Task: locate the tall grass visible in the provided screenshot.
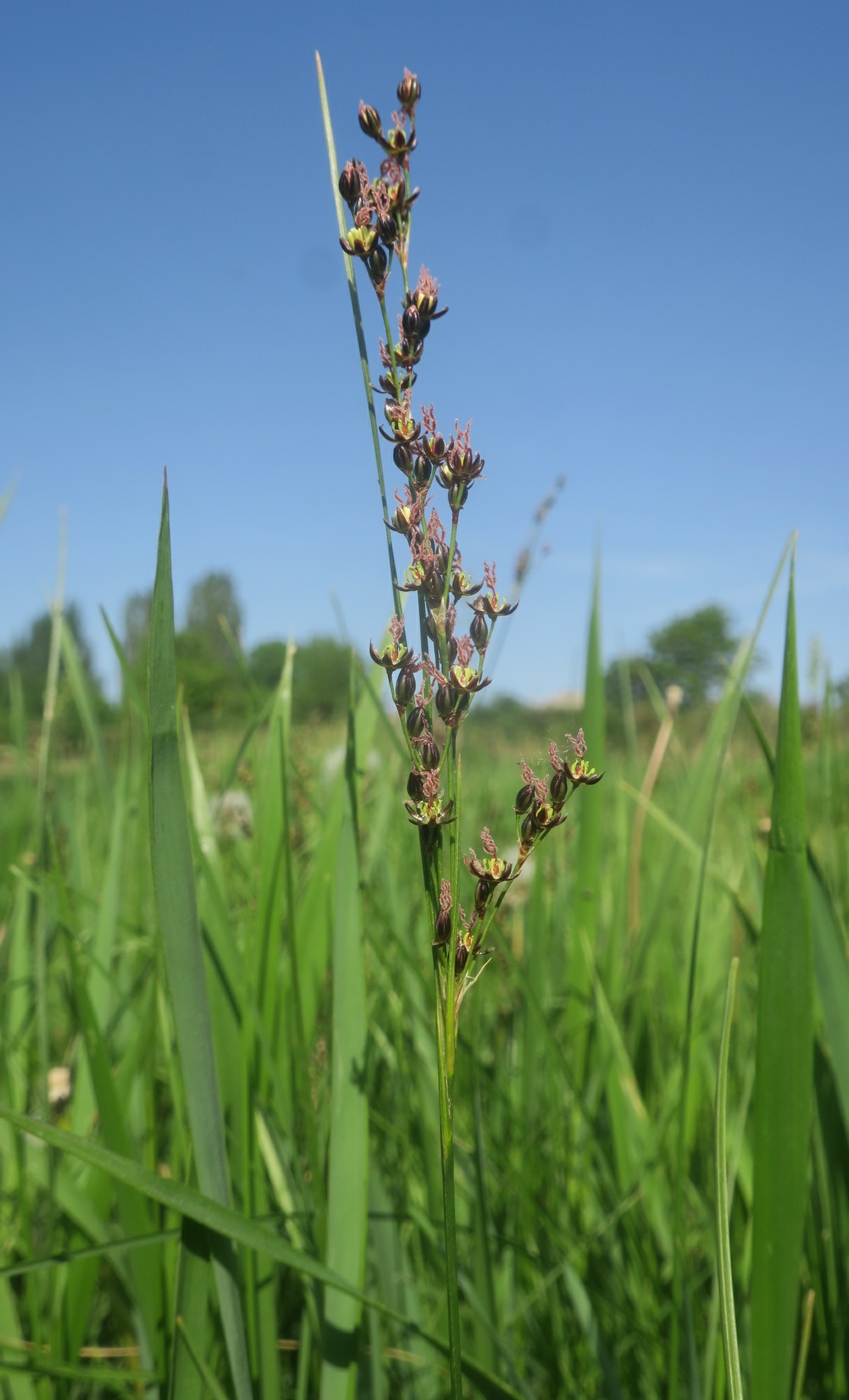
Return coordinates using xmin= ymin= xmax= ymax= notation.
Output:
xmin=1 ymin=68 xmax=848 ymax=1400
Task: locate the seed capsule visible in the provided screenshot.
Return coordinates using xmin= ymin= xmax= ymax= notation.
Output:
xmin=412 ymin=455 xmax=432 ymax=487
xmin=393 ymin=443 xmax=414 ymax=473
xmin=377 ymin=213 xmax=397 ymax=245
xmin=358 ymin=103 xmax=382 ymax=139
xmin=407 ymin=768 xmax=424 ymax=801
xmin=367 ymin=245 xmax=388 ymax=279
xmin=338 ymin=163 xmax=361 ymax=207
xmin=470 ymin=611 xmax=488 ymax=651
xmin=402 ymin=304 xmax=422 ymax=340
xmin=549 ymin=769 xmax=569 ymax=806
xmin=475 ymin=879 xmax=490 ymax=912
xmin=418 ymin=736 xmax=440 ymax=771
xmin=434 ymin=909 xmax=451 ymax=944
xmin=435 ymin=684 xmax=457 ymax=721
xmin=395 ymin=667 xmax=417 ymax=707
xmin=521 ymin=812 xmax=537 ymax=843
xmin=397 ymin=71 xmax=421 ymax=110
xmin=406 ymin=705 xmax=426 ymax=738
xmin=448 ymin=480 xmax=468 ymax=511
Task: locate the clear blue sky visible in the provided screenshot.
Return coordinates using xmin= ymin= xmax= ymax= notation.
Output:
xmin=0 ymin=1 xmax=846 ymax=701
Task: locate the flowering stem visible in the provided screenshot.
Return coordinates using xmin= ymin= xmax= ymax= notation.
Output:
xmin=441 ymin=515 xmax=459 ymax=619
xmin=435 ymin=740 xmax=463 ymax=1397
xmin=378 ymin=297 xmax=402 ymax=401
xmin=433 ymin=957 xmax=463 ymax=1400
xmin=315 ymin=53 xmax=404 ymax=623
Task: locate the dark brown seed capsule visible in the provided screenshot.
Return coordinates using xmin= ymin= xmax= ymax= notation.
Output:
xmin=406 ymin=704 xmax=426 ymax=738
xmin=418 ymin=736 xmax=440 ymax=770
xmin=358 ymin=103 xmax=382 ymax=139
xmin=402 ymin=304 xmax=422 ymax=339
xmin=396 ymin=668 xmax=417 ymax=707
xmin=407 ymin=768 xmax=424 ymax=801
xmin=435 ymin=684 xmax=457 ymax=721
xmin=515 ymin=783 xmax=535 ymax=814
xmin=393 ymin=443 xmax=414 ymax=473
xmin=338 ymin=163 xmax=361 ymax=207
xmin=521 ymin=812 xmax=537 ymax=843
xmin=412 ymin=455 xmax=431 ymax=488
xmin=549 ymin=769 xmax=569 ymax=806
xmin=434 ymin=909 xmax=451 ymax=944
xmin=377 ymin=213 xmax=397 ymax=245
xmin=475 ymin=879 xmax=490 ymax=912
xmin=470 ymin=611 xmax=488 ymax=651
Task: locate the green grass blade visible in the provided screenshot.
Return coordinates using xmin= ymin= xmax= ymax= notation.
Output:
xmin=0 ymin=1110 xmax=523 ymax=1399
xmin=0 ymin=1356 xmax=160 ymax=1392
xmin=175 ymin=1315 xmax=230 ymax=1400
xmin=739 ymin=689 xmax=849 ymax=1142
xmin=66 ymin=938 xmax=164 ymax=1374
xmin=169 ymin=1219 xmax=211 ymax=1400
xmin=320 ymin=803 xmax=369 ymax=1399
xmin=60 ymin=614 xmax=111 ymax=811
xmin=0 ymin=1230 xmax=180 ymax=1283
xmin=0 ymin=1280 xmax=38 ymax=1400
xmin=570 ymin=553 xmax=605 ymax=1081
xmin=751 ymin=558 xmax=814 ymax=1400
xmin=148 ymin=476 xmax=253 ymax=1400
xmin=715 ymin=959 xmax=743 ymax=1400
xmin=89 ymin=763 xmax=127 ymax=1025
xmin=100 ymin=605 xmax=149 ymax=731
xmin=315 ymin=51 xmax=402 ymax=619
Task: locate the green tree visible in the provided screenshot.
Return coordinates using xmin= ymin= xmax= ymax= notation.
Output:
xmin=124 ymin=590 xmax=152 ymax=668
xmin=186 ymin=572 xmax=242 ymax=665
xmin=292 ymin=637 xmax=351 ymax=721
xmin=248 ymin=641 xmax=287 ymax=692
xmin=248 ymin=636 xmax=352 ymax=721
xmin=1 ymin=603 xmax=97 ymax=717
xmin=646 ymin=604 xmax=738 ymax=704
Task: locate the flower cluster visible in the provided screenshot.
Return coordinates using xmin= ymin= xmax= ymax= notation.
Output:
xmin=338 ymin=71 xmax=424 ymax=298
xmin=514 ymin=729 xmax=603 ymax=858
xmin=339 ymin=70 xmax=602 ymax=1009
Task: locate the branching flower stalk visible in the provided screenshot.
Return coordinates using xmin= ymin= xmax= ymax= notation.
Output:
xmin=325 ymin=66 xmax=603 ymax=1397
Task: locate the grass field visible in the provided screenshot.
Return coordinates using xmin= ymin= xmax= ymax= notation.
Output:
xmin=0 ymin=534 xmax=847 ymax=1399
xmin=1 ymin=55 xmax=848 ymax=1400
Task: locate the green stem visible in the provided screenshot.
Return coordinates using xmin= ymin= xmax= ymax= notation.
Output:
xmin=379 ymin=297 xmax=402 ymax=401
xmin=316 ymin=54 xmax=403 ymax=623
xmin=433 ymin=956 xmax=463 ymax=1400
xmin=668 ymin=702 xmax=736 ymax=1400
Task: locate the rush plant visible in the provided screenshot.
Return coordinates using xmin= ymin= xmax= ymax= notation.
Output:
xmin=317 ymin=63 xmax=603 ymax=1397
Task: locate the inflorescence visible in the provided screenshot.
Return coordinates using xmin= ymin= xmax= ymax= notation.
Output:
xmin=341 ymin=69 xmax=602 ymax=1000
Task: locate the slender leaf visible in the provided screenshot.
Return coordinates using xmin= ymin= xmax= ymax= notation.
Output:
xmin=751 ymin=559 xmax=813 ymax=1400
xmin=148 ymin=476 xmax=253 ymax=1400
xmin=320 ymin=804 xmax=369 ymax=1399
xmin=715 ymin=960 xmax=743 ymax=1400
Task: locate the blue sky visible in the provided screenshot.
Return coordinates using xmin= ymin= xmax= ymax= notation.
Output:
xmin=0 ymin=1 xmax=846 ymax=701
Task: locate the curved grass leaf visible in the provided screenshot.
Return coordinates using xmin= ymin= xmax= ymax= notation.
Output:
xmin=148 ymin=477 xmax=253 ymax=1400
xmin=320 ymin=804 xmax=369 ymax=1399
xmin=715 ymin=960 xmax=743 ymax=1400
xmin=751 ymin=559 xmax=813 ymax=1400
xmin=0 ymin=1109 xmax=523 ymax=1400
xmin=169 ymin=1221 xmax=211 ymax=1400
